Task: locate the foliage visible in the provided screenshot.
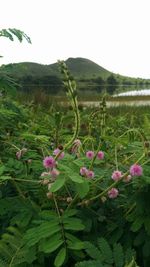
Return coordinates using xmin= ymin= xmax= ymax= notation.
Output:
xmin=75 ymin=238 xmax=138 ymax=267
xmin=0 ymin=28 xmax=31 ymax=43
xmin=1 ymin=57 xmax=150 ymax=267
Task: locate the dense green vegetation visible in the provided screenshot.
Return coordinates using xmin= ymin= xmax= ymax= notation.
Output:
xmin=1 ymin=28 xmax=150 ymax=267
xmin=1 ymin=61 xmax=150 ymax=267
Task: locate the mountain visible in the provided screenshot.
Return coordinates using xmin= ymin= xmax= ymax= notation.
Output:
xmin=0 ymin=57 xmax=111 ymax=79
xmin=1 ymin=57 xmax=149 ymax=95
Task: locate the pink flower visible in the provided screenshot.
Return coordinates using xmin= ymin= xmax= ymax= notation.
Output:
xmin=111 ymin=170 xmax=122 ymax=181
xmin=80 ymin=167 xmax=88 ymax=176
xmin=53 ymin=148 xmax=65 ymax=160
xmin=108 ymin=188 xmax=119 ymax=199
xmin=50 ymin=168 xmax=60 ymax=178
xmin=86 ymin=151 xmax=94 ymax=159
xmin=43 ymin=156 xmax=56 ymax=169
xmin=97 ymin=151 xmax=104 ymax=160
xmin=130 ymin=164 xmax=143 ymax=176
xmin=86 ymin=170 xmax=95 ymax=179
xmin=124 ymin=175 xmax=132 ymax=183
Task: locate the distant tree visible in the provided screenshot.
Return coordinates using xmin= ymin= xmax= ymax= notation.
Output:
xmin=18 ymin=75 xmax=63 ymax=94
xmin=92 ymin=76 xmax=105 ymax=93
xmin=39 ymin=75 xmax=62 ymax=94
xmin=106 ymin=74 xmax=118 ymax=95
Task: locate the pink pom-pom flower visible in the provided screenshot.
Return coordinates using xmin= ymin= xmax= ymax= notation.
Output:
xmin=108 ymin=188 xmax=119 ymax=199
xmin=80 ymin=167 xmax=88 ymax=176
xmin=86 ymin=170 xmax=95 ymax=179
xmin=111 ymin=170 xmax=122 ymax=181
xmin=129 ymin=164 xmax=143 ymax=176
xmin=97 ymin=151 xmax=104 ymax=160
xmin=86 ymin=151 xmax=94 ymax=159
xmin=43 ymin=156 xmax=56 ymax=169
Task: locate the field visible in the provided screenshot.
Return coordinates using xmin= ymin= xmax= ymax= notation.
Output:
xmin=0 ymin=61 xmax=150 ymax=267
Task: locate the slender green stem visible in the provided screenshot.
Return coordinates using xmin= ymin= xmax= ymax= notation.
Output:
xmin=53 ymin=195 xmax=67 ymax=248
xmin=13 ymin=178 xmax=40 ymax=183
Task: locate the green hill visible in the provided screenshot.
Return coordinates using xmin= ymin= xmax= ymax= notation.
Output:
xmin=1 ymin=57 xmax=150 ymax=95
xmin=0 ymin=57 xmax=111 ymax=79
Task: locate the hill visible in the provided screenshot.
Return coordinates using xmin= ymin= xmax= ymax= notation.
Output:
xmin=1 ymin=57 xmax=150 ymax=95
xmin=0 ymin=57 xmax=111 ymax=79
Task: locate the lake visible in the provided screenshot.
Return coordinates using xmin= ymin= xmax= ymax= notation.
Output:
xmin=79 ymin=89 xmax=150 ymax=107
xmin=115 ymin=89 xmax=150 ymax=96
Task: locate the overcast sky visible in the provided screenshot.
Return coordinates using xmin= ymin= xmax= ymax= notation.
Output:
xmin=1 ymin=0 xmax=150 ymax=78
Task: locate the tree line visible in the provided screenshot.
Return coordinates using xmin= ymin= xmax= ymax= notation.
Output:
xmin=9 ymin=73 xmax=150 ymax=95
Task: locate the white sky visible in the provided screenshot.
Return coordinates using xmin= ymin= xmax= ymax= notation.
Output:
xmin=1 ymin=0 xmax=150 ymax=78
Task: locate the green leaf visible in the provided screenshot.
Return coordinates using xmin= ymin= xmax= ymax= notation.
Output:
xmin=75 ymin=180 xmax=89 ymax=198
xmin=39 ymin=234 xmax=63 ymax=253
xmin=50 ymin=176 xmax=66 ymax=192
xmin=42 ymin=240 xmax=63 ymax=253
xmin=130 ymin=216 xmax=144 ymax=232
xmin=63 ymin=218 xmax=85 ymax=231
xmin=113 ymin=243 xmax=124 ymax=267
xmin=54 ymin=247 xmax=66 ymax=267
xmin=62 ymin=209 xmax=77 ymax=219
xmin=84 ymin=241 xmax=102 ymax=260
xmin=98 ymin=237 xmax=113 ymax=264
xmin=66 ymin=233 xmax=84 ymax=250
xmin=69 ymin=174 xmax=84 ymax=184
xmin=0 ymin=28 xmax=31 ymax=43
xmin=24 ymin=221 xmax=61 ymax=247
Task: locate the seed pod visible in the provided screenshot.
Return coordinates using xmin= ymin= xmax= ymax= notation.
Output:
xmin=66 ymin=197 xmax=72 ymax=203
xmin=144 ymin=141 xmax=150 ymax=148
xmin=58 ymin=145 xmax=63 ymax=150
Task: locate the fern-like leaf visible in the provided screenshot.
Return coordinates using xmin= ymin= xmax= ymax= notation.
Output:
xmin=0 ymin=227 xmax=36 ymax=267
xmin=0 ymin=28 xmax=31 ymax=43
xmin=84 ymin=241 xmax=102 ymax=260
xmin=98 ymin=237 xmax=113 ymax=264
xmin=113 ymin=243 xmax=124 ymax=267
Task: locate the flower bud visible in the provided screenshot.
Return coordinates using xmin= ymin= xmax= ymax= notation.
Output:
xmin=46 ymin=192 xmax=53 ymax=199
